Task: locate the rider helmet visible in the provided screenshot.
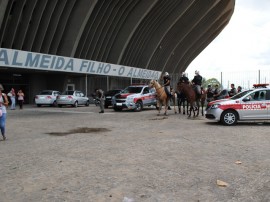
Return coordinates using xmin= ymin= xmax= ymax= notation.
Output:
xmin=195 ymin=70 xmax=199 ymax=75
xmin=182 ymin=72 xmax=186 ymax=77
xmin=164 ymin=72 xmax=169 ymax=76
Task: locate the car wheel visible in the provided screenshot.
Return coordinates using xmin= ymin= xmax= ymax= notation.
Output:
xmin=221 ymin=110 xmax=237 ymax=126
xmin=51 ymin=101 xmax=57 ymax=107
xmin=85 ymin=100 xmax=89 ymax=106
xmin=37 ymin=104 xmax=41 ymax=107
xmin=73 ymin=101 xmax=78 ymax=108
xmin=58 ymin=104 xmax=62 ymax=108
xmin=104 ymin=105 xmax=109 ymax=109
xmin=134 ymin=101 xmax=143 ymax=112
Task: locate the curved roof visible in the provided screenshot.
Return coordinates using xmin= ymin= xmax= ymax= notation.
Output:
xmin=0 ymin=0 xmax=235 ymax=74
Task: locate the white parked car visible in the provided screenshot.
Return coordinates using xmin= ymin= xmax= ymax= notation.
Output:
xmin=205 ymin=84 xmax=270 ymax=125
xmin=35 ymin=90 xmax=61 ymax=107
xmin=56 ymin=90 xmax=89 ymax=107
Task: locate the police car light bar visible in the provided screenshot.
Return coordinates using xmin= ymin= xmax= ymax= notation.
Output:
xmin=253 ymin=83 xmax=269 ymax=88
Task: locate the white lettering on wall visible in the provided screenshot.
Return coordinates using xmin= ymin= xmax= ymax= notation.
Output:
xmin=0 ymin=48 xmax=161 ymax=80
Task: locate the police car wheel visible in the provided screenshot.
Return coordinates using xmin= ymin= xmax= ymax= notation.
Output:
xmin=134 ymin=101 xmax=143 ymax=112
xmin=221 ymin=110 xmax=237 ymax=126
xmin=73 ymin=101 xmax=78 ymax=108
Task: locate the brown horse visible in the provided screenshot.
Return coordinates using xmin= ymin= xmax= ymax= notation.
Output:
xmin=200 ymin=88 xmax=206 ymax=116
xmin=177 ymin=82 xmax=202 ymax=117
xmin=149 ymin=80 xmax=177 ymax=115
xmin=177 ymin=90 xmax=189 ymax=115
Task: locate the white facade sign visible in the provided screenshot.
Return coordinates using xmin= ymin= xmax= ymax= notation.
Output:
xmin=0 ymin=48 xmax=161 ymax=80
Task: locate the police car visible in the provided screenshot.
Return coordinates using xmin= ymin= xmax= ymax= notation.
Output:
xmin=205 ymin=84 xmax=270 ymax=125
xmin=111 ymin=84 xmax=157 ymax=112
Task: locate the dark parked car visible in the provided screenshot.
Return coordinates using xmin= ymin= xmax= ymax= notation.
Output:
xmin=104 ymin=89 xmax=122 ymax=108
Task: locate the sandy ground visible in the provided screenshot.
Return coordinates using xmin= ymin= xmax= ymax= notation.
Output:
xmin=0 ymin=105 xmax=269 ymax=202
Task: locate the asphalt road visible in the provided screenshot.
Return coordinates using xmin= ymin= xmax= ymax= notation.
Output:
xmin=0 ymin=104 xmax=269 ymax=202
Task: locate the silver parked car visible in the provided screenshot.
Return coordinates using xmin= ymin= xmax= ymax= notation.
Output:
xmin=56 ymin=90 xmax=89 ymax=107
xmin=35 ymin=90 xmax=61 ymax=107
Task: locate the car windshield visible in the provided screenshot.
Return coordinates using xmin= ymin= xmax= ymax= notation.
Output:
xmin=122 ymin=86 xmax=143 ymax=93
xmin=40 ymin=90 xmax=53 ymax=95
xmin=63 ymin=91 xmax=74 ymax=95
xmin=106 ymin=90 xmax=121 ymax=95
xmin=230 ymin=90 xmax=252 ymax=100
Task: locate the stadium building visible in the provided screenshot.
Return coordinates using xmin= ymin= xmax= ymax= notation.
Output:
xmin=0 ymin=0 xmax=235 ymax=103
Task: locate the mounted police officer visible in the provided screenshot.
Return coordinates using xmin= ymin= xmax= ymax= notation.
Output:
xmin=192 ymin=70 xmax=202 ymax=96
xmin=179 ymin=72 xmax=189 ymax=84
xmin=163 ymin=72 xmax=172 ymax=98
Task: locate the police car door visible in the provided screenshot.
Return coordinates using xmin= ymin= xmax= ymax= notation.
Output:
xmin=241 ymin=90 xmax=268 ymax=119
xmin=142 ymin=87 xmax=150 ymax=105
xmin=149 ymin=87 xmax=157 ymax=105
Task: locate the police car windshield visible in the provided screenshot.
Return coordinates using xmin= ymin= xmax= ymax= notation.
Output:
xmin=122 ymin=86 xmax=143 ymax=93
xmin=230 ymin=90 xmax=252 ymax=100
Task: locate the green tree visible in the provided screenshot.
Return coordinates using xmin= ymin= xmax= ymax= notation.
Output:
xmin=203 ymin=78 xmax=221 ymax=89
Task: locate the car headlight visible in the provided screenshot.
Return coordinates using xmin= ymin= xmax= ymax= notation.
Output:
xmin=126 ymin=97 xmax=133 ymax=102
xmin=211 ymin=104 xmax=220 ymax=109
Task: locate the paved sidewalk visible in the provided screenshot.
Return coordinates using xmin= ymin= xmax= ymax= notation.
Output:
xmin=0 ymin=105 xmax=269 ymax=201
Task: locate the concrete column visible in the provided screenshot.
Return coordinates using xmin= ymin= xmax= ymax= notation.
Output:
xmin=0 ymin=0 xmax=9 ymax=29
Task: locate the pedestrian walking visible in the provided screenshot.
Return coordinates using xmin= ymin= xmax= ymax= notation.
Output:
xmin=95 ymin=89 xmax=105 ymax=113
xmin=8 ymin=88 xmax=16 ymax=110
xmin=17 ymin=89 xmax=24 ymax=109
xmin=0 ymin=84 xmax=9 ymax=141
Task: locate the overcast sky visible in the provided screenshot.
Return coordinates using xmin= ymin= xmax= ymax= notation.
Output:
xmin=186 ymin=0 xmax=270 ymax=88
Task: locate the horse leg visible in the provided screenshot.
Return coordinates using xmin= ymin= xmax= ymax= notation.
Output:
xmin=201 ymin=100 xmax=205 ymax=116
xmin=182 ymin=100 xmax=185 ymax=114
xmin=188 ymin=103 xmax=192 ymax=118
xmin=164 ymin=100 xmax=167 ymax=116
xmin=178 ymin=99 xmax=181 ymax=113
xmin=186 ymin=100 xmax=190 ymax=116
xmin=157 ymin=100 xmax=161 ymax=116
xmin=173 ymin=95 xmax=177 ymax=114
xmin=196 ymin=99 xmax=200 ymax=117
xmin=185 ymin=100 xmax=189 ymax=115
xmin=190 ymin=102 xmax=196 ymax=117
